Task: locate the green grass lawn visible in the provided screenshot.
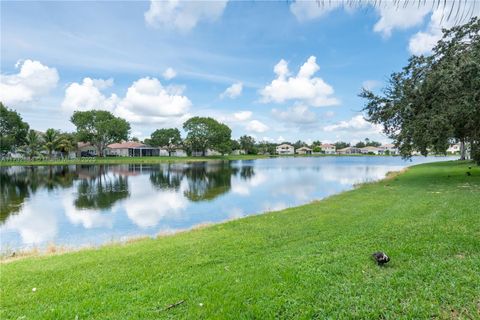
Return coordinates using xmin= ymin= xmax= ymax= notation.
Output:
xmin=1 ymin=161 xmax=479 ymax=319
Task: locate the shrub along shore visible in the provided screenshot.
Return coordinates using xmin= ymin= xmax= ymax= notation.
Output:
xmin=1 ymin=161 xmax=479 ymax=318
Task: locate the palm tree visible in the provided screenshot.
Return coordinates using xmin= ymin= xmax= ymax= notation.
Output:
xmin=43 ymin=128 xmax=59 ymax=159
xmin=20 ymin=130 xmax=43 ymax=160
xmin=56 ymin=132 xmax=76 ymax=159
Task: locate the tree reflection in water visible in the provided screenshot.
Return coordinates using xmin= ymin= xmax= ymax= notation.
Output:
xmin=0 ymin=166 xmax=77 ymax=223
xmin=0 ymin=161 xmax=257 ymax=225
xmin=74 ymin=165 xmax=129 ymax=210
xmin=183 ymin=162 xmax=239 ymax=202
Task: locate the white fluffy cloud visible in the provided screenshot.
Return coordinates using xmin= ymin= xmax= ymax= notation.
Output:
xmin=408 ymin=4 xmax=479 ymax=55
xmin=260 ymin=56 xmax=339 ymax=107
xmin=272 ymin=104 xmax=317 ymax=124
xmin=220 ymin=82 xmax=243 ymax=99
xmin=0 ymin=59 xmax=59 ymax=105
xmin=290 ymin=0 xmax=342 ymax=22
xmin=324 ymin=115 xmax=382 ymax=133
xmin=233 ymin=110 xmax=252 ymax=121
xmin=145 ymin=0 xmax=228 ymax=32
xmin=163 ymin=67 xmax=177 ymax=80
xmin=115 ymin=77 xmax=192 ymax=124
xmin=246 ymin=120 xmax=269 ymax=133
xmin=62 ymin=76 xmax=192 ymax=124
xmin=373 ymin=5 xmax=431 ymax=38
xmin=62 ymin=77 xmax=119 ymax=112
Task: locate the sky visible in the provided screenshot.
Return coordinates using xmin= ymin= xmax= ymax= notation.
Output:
xmin=1 ymin=0 xmax=478 ymax=144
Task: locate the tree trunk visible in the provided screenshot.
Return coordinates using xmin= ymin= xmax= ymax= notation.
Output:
xmin=460 ymin=140 xmax=466 ymax=160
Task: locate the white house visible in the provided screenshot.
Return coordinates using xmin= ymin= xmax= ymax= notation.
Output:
xmin=380 ymin=144 xmax=399 ymax=155
xmin=321 ymin=143 xmax=336 ymax=154
xmin=359 ymin=146 xmax=383 ymax=155
xmin=337 ymin=146 xmax=362 ymax=154
xmin=276 ymin=144 xmax=295 ymax=155
xmin=447 ymin=143 xmax=461 ymax=154
xmin=297 ymin=146 xmax=312 ymax=155
xmin=191 ymin=149 xmax=221 ymax=157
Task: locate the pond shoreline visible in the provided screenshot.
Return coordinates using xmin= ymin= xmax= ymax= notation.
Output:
xmin=0 ymin=153 xmax=414 ymax=167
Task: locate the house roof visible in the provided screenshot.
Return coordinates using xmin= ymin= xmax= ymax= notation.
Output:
xmin=107 ymin=141 xmax=145 ymax=149
xmin=297 ymin=146 xmax=312 ymax=151
xmin=360 ymin=146 xmax=381 ymax=151
xmin=321 ymin=143 xmax=335 ymax=148
xmin=381 ymin=144 xmax=396 ymax=148
xmin=277 ymin=144 xmax=294 ymax=148
xmin=77 ymin=142 xmax=93 ymax=148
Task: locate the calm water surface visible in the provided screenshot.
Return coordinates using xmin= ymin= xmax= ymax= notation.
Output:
xmin=0 ymin=156 xmax=455 ymax=252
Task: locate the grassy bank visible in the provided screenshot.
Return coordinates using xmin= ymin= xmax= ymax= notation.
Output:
xmin=0 ymin=154 xmax=269 ymax=167
xmin=0 ymin=153 xmax=404 ymax=167
xmin=1 ymin=161 xmax=479 ymax=319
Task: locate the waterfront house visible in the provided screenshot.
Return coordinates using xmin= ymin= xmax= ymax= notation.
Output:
xmin=276 ymin=144 xmax=295 ymax=155
xmin=231 ymin=149 xmax=246 ymax=155
xmin=107 ymin=141 xmax=160 ymax=157
xmin=337 ymin=146 xmax=362 ymax=154
xmin=77 ymin=142 xmax=97 ymax=157
xmin=380 ymin=144 xmax=399 ymax=155
xmin=447 ymin=143 xmax=461 ymax=154
xmin=359 ymin=146 xmax=382 ymax=155
xmin=191 ymin=149 xmax=222 ymax=157
xmin=321 ymin=143 xmax=336 ymax=154
xmin=297 ymin=146 xmax=313 ymax=155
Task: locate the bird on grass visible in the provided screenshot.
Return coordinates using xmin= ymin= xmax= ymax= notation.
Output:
xmin=466 ymin=171 xmax=471 ymax=176
xmin=372 ymin=252 xmax=390 ymax=266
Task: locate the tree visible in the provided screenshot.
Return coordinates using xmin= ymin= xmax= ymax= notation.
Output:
xmin=294 ymin=140 xmax=307 ymax=149
xmin=239 ymin=135 xmax=257 ymax=154
xmin=149 ymin=128 xmax=182 ymax=156
xmin=335 ymin=141 xmax=350 ymax=150
xmin=355 ymin=141 xmax=366 ymax=148
xmin=70 ymin=110 xmax=130 ymax=157
xmin=43 ymin=128 xmax=59 ymax=159
xmin=0 ymin=103 xmax=29 ymax=155
xmin=183 ymin=117 xmax=232 ymax=156
xmin=360 ymin=18 xmax=480 ymax=164
xmin=20 ymin=130 xmax=42 ymax=160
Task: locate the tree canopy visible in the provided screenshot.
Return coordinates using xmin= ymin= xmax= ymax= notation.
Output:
xmin=360 ymin=18 xmax=480 ymax=164
xmin=0 ymin=103 xmax=29 ymax=155
xmin=149 ymin=128 xmax=182 ymax=156
xmin=70 ymin=110 xmax=130 ymax=157
xmin=183 ymin=117 xmax=231 ymax=156
xmin=239 ymin=135 xmax=257 ymax=154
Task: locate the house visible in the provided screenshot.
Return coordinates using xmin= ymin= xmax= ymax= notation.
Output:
xmin=447 ymin=143 xmax=461 ymax=154
xmin=297 ymin=146 xmax=312 ymax=155
xmin=159 ymin=146 xmax=187 ymax=157
xmin=337 ymin=146 xmax=362 ymax=154
xmin=191 ymin=149 xmax=221 ymax=157
xmin=359 ymin=146 xmax=382 ymax=155
xmin=107 ymin=141 xmax=160 ymax=157
xmin=231 ymin=149 xmax=246 ymax=155
xmin=380 ymin=144 xmax=399 ymax=155
xmin=276 ymin=144 xmax=295 ymax=155
xmin=77 ymin=142 xmax=97 ymax=157
xmin=321 ymin=143 xmax=336 ymax=154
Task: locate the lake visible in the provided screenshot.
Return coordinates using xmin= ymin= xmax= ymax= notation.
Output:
xmin=0 ymin=156 xmax=455 ymax=253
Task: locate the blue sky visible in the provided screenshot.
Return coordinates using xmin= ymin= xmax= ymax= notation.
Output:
xmin=1 ymin=1 xmax=476 ymax=144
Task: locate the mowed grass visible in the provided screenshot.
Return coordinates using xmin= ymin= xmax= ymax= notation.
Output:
xmin=1 ymin=161 xmax=479 ymax=319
